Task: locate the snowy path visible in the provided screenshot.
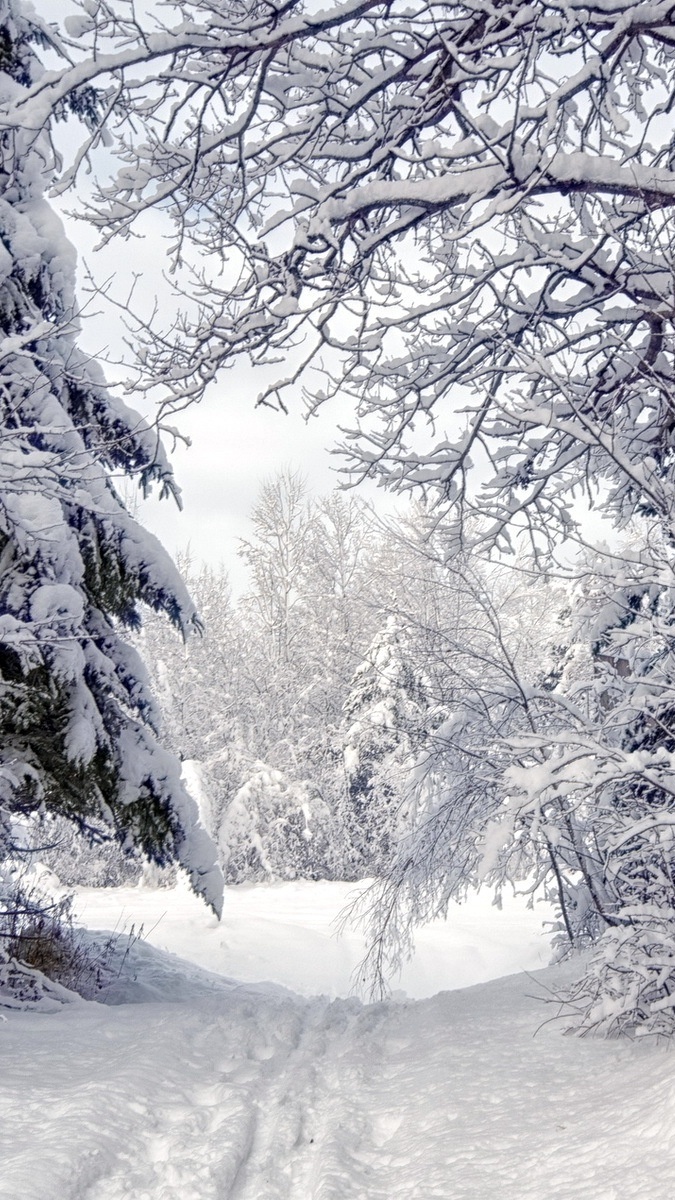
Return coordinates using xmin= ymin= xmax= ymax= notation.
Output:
xmin=3 ymin=952 xmax=675 ymax=1200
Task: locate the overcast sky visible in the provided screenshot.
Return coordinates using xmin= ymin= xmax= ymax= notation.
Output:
xmin=53 ymin=145 xmax=382 ymax=589
xmin=70 ymin=223 xmax=367 ymax=581
xmin=33 ymin=0 xmax=386 ymax=588
xmin=71 ymin=240 xmax=381 ymax=584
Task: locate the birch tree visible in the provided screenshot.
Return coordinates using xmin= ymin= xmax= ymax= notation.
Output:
xmin=20 ymin=0 xmax=675 ymax=548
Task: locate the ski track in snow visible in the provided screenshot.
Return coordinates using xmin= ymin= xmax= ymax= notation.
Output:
xmin=4 ymin=956 xmax=675 ymax=1200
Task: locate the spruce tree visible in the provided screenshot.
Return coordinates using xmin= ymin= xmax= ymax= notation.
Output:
xmin=342 ymin=618 xmax=429 ymax=873
xmin=0 ymin=0 xmax=221 ymax=931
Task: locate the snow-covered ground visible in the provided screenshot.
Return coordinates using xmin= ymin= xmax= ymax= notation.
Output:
xmin=2 ymin=881 xmax=674 ymax=1199
xmin=69 ymin=876 xmax=555 ymax=999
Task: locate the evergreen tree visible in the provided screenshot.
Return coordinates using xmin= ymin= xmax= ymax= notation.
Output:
xmin=0 ymin=0 xmax=222 ymax=969
xmin=513 ymin=548 xmax=675 ymax=1033
xmin=342 ymin=617 xmax=431 ymax=873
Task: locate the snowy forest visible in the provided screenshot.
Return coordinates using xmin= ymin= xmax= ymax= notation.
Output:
xmin=6 ymin=3 xmax=675 ymax=1184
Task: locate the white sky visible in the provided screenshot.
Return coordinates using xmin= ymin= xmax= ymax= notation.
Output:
xmin=56 ymin=200 xmax=376 ymax=583
xmin=36 ymin=0 xmax=386 ymax=585
xmin=64 ymin=231 xmax=356 ymax=584
xmin=74 ymin=254 xmax=364 ymax=582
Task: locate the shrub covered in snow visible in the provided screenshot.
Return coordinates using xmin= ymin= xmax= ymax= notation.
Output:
xmin=341 ymin=618 xmax=433 ymax=874
xmin=219 ymin=768 xmax=333 ymax=883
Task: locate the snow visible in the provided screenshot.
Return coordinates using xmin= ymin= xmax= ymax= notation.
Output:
xmin=2 ymin=881 xmax=675 ymax=1200
xmin=69 ymin=876 xmax=554 ymax=1000
xmin=30 ymin=583 xmax=85 ymax=626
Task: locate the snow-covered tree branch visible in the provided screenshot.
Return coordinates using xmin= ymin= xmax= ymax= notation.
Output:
xmin=13 ymin=0 xmax=675 ymax=559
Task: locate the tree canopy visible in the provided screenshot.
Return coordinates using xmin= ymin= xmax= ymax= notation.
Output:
xmin=8 ymin=0 xmax=675 ymax=553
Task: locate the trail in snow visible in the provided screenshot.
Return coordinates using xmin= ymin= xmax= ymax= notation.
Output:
xmin=3 ymin=933 xmax=675 ymax=1200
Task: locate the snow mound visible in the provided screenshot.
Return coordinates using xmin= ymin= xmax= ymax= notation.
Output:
xmin=81 ymin=927 xmax=294 ymax=1008
xmin=70 ymin=876 xmax=555 ymax=1000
